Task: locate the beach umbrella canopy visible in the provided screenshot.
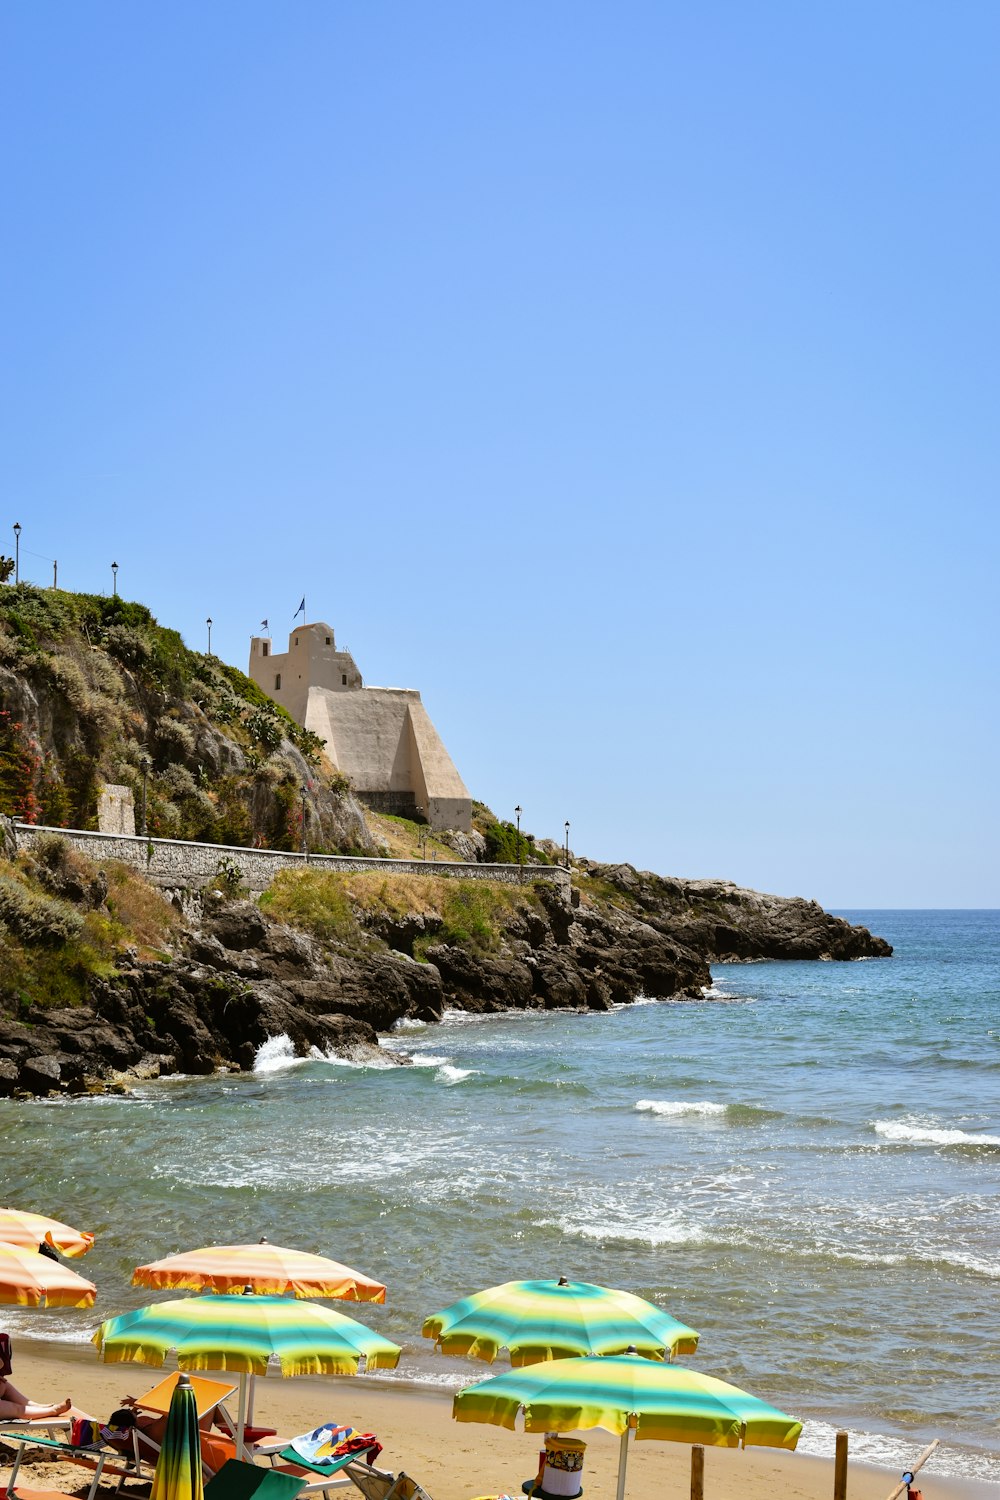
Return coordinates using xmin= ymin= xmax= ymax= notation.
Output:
xmin=149 ymin=1372 xmax=204 ymax=1500
xmin=93 ymin=1293 xmax=400 ymax=1376
xmin=0 ymin=1239 xmax=96 ymax=1308
xmin=454 ymin=1353 xmax=801 ymax=1498
xmin=423 ymin=1278 xmax=700 ymax=1366
xmin=133 ymin=1242 xmax=386 ymax=1303
xmin=95 ymin=1293 xmax=401 ymax=1463
xmin=0 ymin=1208 xmax=94 ymax=1258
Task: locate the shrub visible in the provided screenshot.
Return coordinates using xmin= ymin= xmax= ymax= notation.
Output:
xmin=0 ymin=874 xmax=84 ymax=946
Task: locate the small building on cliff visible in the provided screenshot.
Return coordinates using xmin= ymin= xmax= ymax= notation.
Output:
xmin=248 ymin=621 xmax=472 ymax=833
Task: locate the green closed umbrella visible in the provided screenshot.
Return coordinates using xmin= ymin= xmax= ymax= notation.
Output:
xmin=150 ymin=1372 xmax=204 ymax=1500
xmin=453 ymin=1351 xmax=802 ymax=1499
xmin=423 ymin=1277 xmax=699 ymax=1366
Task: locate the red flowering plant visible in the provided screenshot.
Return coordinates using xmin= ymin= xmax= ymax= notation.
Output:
xmin=0 ymin=709 xmax=42 ymax=823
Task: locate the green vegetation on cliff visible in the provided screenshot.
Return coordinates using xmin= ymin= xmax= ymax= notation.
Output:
xmin=0 ymin=583 xmax=366 ymax=852
xmin=0 ymin=834 xmax=179 ymax=1009
xmin=260 ymin=867 xmax=544 ymax=957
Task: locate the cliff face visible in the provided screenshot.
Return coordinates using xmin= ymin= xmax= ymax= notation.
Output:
xmin=0 ymin=850 xmax=891 ymax=1098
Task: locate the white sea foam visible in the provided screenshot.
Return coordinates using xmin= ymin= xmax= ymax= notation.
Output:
xmin=437 ymin=1064 xmax=475 ymax=1084
xmin=537 ymin=1215 xmax=707 ymax=1248
xmin=309 ymin=1044 xmax=397 ymax=1070
xmin=796 ymin=1418 xmax=1000 ymax=1485
xmin=635 ymin=1098 xmax=727 ymax=1117
xmin=253 ymin=1035 xmax=302 ymax=1073
xmin=392 ymin=1017 xmax=426 ymax=1030
xmin=405 ymin=1053 xmax=450 ymax=1068
xmin=874 ymin=1120 xmax=1000 ymax=1148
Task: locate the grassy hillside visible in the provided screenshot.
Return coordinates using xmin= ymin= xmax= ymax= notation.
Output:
xmin=0 ymin=583 xmax=370 ymax=852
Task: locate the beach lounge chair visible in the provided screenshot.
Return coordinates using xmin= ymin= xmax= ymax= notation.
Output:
xmin=0 ymin=1425 xmax=143 ymax=1500
xmin=341 ymin=1461 xmax=434 ymax=1500
xmin=255 ymin=1432 xmax=381 ymax=1499
xmin=123 ymin=1373 xmax=262 ymax=1478
xmin=0 ymin=1420 xmax=71 ymax=1443
xmin=205 ymin=1460 xmax=308 ymax=1500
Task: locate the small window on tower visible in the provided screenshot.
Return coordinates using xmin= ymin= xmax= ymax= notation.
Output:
xmin=325 ymin=636 xmax=331 ymax=645
xmin=275 ymin=674 xmax=281 ymax=690
xmin=262 ymin=643 xmax=269 ymax=657
xmin=294 ymin=637 xmax=299 ymax=647
xmin=342 ymin=674 xmax=347 ymax=686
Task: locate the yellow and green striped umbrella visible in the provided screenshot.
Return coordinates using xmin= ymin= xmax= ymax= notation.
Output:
xmin=423 ymin=1278 xmax=699 ymax=1366
xmin=454 ymin=1353 xmax=802 ymax=1446
xmin=149 ymin=1372 xmax=204 ymax=1500
xmin=94 ymin=1293 xmax=401 ymax=1463
xmin=93 ymin=1293 xmax=401 ymax=1377
xmin=454 ymin=1353 xmax=801 ymax=1498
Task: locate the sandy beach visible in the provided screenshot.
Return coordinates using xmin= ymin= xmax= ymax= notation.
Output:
xmin=3 ymin=1344 xmax=993 ymax=1500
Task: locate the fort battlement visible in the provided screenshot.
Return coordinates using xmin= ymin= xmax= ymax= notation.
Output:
xmin=249 ymin=621 xmax=472 ymax=832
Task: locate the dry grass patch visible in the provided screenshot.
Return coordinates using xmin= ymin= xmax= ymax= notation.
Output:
xmin=262 ymin=868 xmax=543 ymax=956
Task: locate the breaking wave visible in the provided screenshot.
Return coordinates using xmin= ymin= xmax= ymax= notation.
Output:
xmin=873 ymin=1120 xmax=1000 ymax=1149
xmin=636 ymin=1098 xmax=726 ymax=1117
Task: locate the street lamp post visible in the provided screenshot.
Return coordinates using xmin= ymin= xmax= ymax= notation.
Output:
xmin=514 ymin=804 xmax=523 ymax=883
xmin=206 ymin=617 xmax=213 ymax=655
xmin=301 ymin=785 xmax=308 ymax=857
xmin=564 ymin=820 xmax=570 ymax=870
xmin=140 ymin=754 xmax=151 ymax=837
xmin=111 ymin=561 xmax=118 ymax=596
xmin=13 ymin=524 xmax=20 ymax=584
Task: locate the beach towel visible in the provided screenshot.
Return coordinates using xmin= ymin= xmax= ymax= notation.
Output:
xmin=289 ymin=1424 xmax=381 ymax=1466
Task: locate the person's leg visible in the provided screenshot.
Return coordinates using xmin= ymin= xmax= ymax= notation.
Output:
xmin=0 ymin=1393 xmax=72 ymax=1418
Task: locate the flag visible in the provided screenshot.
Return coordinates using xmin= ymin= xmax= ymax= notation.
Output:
xmin=293 ymin=598 xmax=305 ymax=619
xmin=260 ymin=619 xmax=268 ymax=631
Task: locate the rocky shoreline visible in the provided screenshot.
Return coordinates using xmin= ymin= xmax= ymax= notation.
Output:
xmin=0 ymin=861 xmax=890 ymax=1098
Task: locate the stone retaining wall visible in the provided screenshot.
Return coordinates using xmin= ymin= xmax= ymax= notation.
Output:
xmin=10 ymin=823 xmax=571 ymax=900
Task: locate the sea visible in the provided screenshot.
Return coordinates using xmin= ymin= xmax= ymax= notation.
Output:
xmin=2 ymin=910 xmax=998 ymax=1485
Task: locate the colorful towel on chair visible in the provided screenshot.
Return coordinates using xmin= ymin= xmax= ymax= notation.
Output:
xmin=289 ymin=1424 xmax=382 ymax=1466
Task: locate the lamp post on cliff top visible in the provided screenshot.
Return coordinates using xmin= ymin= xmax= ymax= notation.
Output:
xmin=111 ymin=561 xmax=118 ymax=597
xmin=13 ymin=523 xmax=20 ymax=584
xmin=564 ymin=820 xmax=570 ymax=870
xmin=514 ymin=804 xmax=523 ymax=884
xmin=300 ymin=784 xmax=308 ymax=858
xmin=140 ymin=753 xmax=151 ymax=837
xmin=206 ymin=617 xmax=213 ymax=655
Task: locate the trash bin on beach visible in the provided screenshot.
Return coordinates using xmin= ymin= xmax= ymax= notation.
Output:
xmin=522 ymin=1435 xmax=586 ymax=1499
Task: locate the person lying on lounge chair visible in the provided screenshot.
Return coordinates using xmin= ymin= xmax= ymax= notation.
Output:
xmin=0 ymin=1375 xmax=72 ymax=1420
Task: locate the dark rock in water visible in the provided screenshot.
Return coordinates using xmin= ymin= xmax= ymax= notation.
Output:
xmin=20 ymin=1055 xmax=63 ymax=1093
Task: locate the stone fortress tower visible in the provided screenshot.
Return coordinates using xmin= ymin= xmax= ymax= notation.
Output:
xmin=249 ymin=620 xmax=472 ymax=833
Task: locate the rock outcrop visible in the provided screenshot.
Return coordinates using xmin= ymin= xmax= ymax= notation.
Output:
xmin=0 ymin=859 xmax=893 ymax=1097
xmin=577 ymin=863 xmax=892 ymax=961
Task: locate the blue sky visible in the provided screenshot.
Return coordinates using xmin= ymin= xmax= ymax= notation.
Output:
xmin=2 ymin=2 xmax=996 ymax=906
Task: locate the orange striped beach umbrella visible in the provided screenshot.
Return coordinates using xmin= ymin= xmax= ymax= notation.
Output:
xmin=0 ymin=1240 xmax=96 ymax=1308
xmin=0 ymin=1208 xmax=94 ymax=1258
xmin=132 ymin=1240 xmax=386 ymax=1303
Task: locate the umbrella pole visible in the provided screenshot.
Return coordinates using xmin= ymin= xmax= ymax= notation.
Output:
xmin=247 ymin=1372 xmax=256 ymax=1427
xmin=615 ymin=1428 xmax=631 ymax=1500
xmin=236 ymin=1371 xmax=248 ymax=1461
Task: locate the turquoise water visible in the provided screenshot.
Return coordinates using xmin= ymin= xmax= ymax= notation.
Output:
xmin=2 ymin=911 xmax=998 ymax=1481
